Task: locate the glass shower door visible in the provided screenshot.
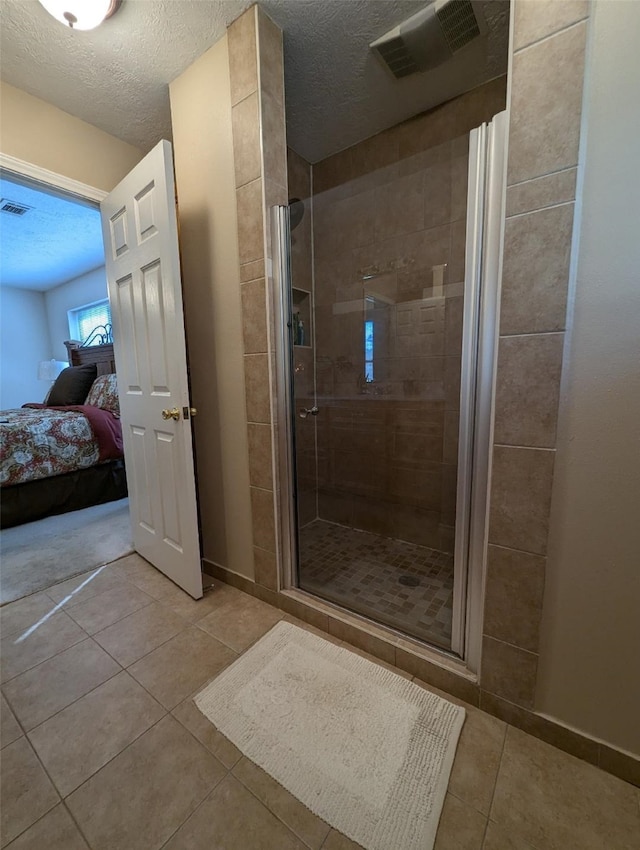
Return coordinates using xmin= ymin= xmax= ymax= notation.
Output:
xmin=277 ymin=112 xmax=506 ymax=661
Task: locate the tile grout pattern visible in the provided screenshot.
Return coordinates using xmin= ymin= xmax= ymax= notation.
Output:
xmin=298 ymin=519 xmax=453 ymax=648
xmin=482 ymin=0 xmax=592 ymax=718
xmin=2 ymin=553 xmax=639 ymax=850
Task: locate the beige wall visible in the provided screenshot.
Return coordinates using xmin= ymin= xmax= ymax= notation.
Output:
xmin=0 ymin=286 xmax=52 ymax=409
xmin=536 ymin=0 xmax=640 ymax=757
xmin=0 ymin=82 xmax=142 ymax=191
xmin=169 ymin=36 xmax=254 ymax=579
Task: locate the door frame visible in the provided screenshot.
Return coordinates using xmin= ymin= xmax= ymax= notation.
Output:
xmin=0 ymin=154 xmax=108 ymax=204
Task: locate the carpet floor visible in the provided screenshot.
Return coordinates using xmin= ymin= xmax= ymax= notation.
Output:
xmin=0 ymin=499 xmax=133 ymax=605
xmin=195 ymin=621 xmax=465 ymax=850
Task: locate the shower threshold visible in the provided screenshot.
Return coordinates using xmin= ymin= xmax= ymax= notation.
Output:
xmin=297 ymin=519 xmax=453 ymax=649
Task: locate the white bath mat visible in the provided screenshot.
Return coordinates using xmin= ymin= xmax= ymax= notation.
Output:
xmin=195 ymin=621 xmax=465 ymax=850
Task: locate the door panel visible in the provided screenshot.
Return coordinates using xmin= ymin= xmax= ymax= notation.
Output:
xmin=101 ymin=140 xmax=202 ymax=599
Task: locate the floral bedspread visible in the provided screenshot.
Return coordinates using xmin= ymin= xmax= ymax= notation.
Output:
xmin=0 ymin=406 xmax=122 ymax=487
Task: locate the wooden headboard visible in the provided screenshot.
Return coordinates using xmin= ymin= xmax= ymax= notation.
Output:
xmin=64 ymin=341 xmax=116 ymax=376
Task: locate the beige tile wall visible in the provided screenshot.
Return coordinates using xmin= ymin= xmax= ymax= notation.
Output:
xmin=482 ymin=0 xmax=590 ymax=715
xmin=228 ymin=4 xmax=287 ymax=591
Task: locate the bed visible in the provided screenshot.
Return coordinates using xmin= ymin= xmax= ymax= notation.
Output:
xmin=0 ymin=341 xmax=127 ymax=528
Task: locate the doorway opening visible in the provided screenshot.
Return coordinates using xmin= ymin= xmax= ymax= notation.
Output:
xmin=0 ymin=167 xmax=131 ymax=603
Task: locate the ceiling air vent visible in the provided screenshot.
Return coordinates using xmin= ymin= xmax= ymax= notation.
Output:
xmin=0 ymin=199 xmax=32 ymax=216
xmin=370 ymin=0 xmax=487 ymax=79
xmin=437 ymin=0 xmax=481 ymax=52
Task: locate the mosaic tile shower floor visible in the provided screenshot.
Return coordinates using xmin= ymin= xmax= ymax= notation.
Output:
xmin=298 ymin=519 xmax=454 ymax=648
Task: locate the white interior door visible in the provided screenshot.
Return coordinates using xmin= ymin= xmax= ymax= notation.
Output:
xmin=100 ymin=140 xmax=202 ymax=599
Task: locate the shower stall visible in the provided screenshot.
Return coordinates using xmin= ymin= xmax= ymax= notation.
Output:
xmin=273 ymin=107 xmax=507 ymax=662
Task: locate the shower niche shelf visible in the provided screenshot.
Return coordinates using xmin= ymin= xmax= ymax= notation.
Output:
xmin=292 ymin=287 xmax=312 ymax=348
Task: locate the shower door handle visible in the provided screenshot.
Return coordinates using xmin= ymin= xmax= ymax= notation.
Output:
xmin=299 ymin=406 xmax=319 ymax=419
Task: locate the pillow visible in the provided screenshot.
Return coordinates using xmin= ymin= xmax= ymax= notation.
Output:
xmin=47 ymin=363 xmax=97 ymax=406
xmin=85 ymin=373 xmax=120 ymax=416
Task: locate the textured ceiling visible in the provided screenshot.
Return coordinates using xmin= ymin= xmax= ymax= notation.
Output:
xmin=0 ymin=175 xmax=104 ymax=290
xmin=0 ymin=1 xmax=508 ymax=163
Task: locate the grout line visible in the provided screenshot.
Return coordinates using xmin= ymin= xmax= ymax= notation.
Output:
xmin=506 ymin=164 xmax=577 ymax=190
xmin=156 ymin=768 xmax=231 ymax=850
xmin=482 ymin=634 xmax=539 ymax=658
xmin=513 ymin=16 xmax=589 ymax=56
xmin=231 ymin=759 xmax=329 ymax=850
xmin=66 ymin=595 xmax=155 ymax=632
xmin=6 ymin=657 xmax=124 ymax=737
xmin=499 ymin=330 xmax=565 ymax=340
xmin=487 ymin=542 xmax=548 ymax=560
xmin=506 ymin=199 xmax=574 ymax=221
xmin=0 ymin=628 xmax=87 ymax=686
xmin=63 ymin=798 xmax=96 ymax=850
xmin=507 ymin=198 xmax=576 ymax=218
xmin=4 ymin=732 xmax=62 ymax=843
xmin=1 ymin=795 xmax=61 ymax=848
xmin=486 ymin=718 xmax=509 ymax=824
xmin=446 ymin=787 xmax=491 ymax=820
xmin=493 ymin=444 xmax=556 ymax=453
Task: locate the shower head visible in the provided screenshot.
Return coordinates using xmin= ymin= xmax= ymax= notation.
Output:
xmin=289 ymin=198 xmax=305 ymax=231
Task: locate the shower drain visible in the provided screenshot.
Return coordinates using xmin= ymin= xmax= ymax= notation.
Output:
xmin=398 ymin=575 xmax=420 ymax=587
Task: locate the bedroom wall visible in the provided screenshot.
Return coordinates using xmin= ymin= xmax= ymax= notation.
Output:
xmin=0 ymin=82 xmax=143 ymax=191
xmin=45 ymin=266 xmax=108 ymax=361
xmin=0 ymin=285 xmax=52 ymax=408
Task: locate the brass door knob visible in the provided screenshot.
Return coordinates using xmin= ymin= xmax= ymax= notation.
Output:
xmin=162 ymin=407 xmax=181 ymax=421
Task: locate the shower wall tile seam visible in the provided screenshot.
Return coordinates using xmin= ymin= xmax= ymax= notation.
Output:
xmin=498 ymin=330 xmax=565 ymax=340
xmin=481 ymin=633 xmax=540 ymax=658
xmin=235 ymin=175 xmax=262 ymax=191
xmin=481 ymin=636 xmax=539 ymax=708
xmin=232 ymin=89 xmax=260 ymax=109
xmin=505 ymin=200 xmax=575 ymax=221
xmin=492 ymin=442 xmax=557 ymax=451
xmin=487 ymin=541 xmax=551 ymax=560
xmin=513 ymin=15 xmax=590 ymax=56
xmin=492 ymin=444 xmax=556 ymax=452
xmin=507 ymin=164 xmax=578 ymax=190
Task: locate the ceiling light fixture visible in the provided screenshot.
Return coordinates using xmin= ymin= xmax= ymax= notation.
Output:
xmin=37 ymin=0 xmax=122 ymax=31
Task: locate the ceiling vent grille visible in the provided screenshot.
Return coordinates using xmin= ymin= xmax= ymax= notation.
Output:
xmin=0 ymin=199 xmax=32 ymax=216
xmin=370 ymin=0 xmax=487 ymax=80
xmin=436 ymin=0 xmax=481 ymax=52
xmin=374 ymin=35 xmax=420 ymax=79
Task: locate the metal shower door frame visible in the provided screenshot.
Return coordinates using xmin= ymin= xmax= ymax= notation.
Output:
xmin=271 ymin=205 xmax=298 ymax=592
xmin=451 ymin=111 xmax=508 ymax=665
xmin=270 ymin=111 xmax=507 ymax=672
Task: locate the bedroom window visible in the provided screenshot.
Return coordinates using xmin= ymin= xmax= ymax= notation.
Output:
xmin=69 ymin=301 xmax=112 ymax=346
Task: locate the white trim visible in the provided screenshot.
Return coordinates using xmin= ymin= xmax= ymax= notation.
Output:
xmin=0 ymin=153 xmax=107 ymax=202
xmin=271 ymin=205 xmax=297 ymax=591
xmin=451 ymin=124 xmax=486 ymax=658
xmin=464 ymin=110 xmax=509 ymax=676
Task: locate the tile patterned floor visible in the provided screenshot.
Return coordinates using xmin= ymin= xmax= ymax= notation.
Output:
xmin=299 ymin=519 xmax=454 ymax=648
xmin=1 ymin=553 xmax=639 ymax=850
